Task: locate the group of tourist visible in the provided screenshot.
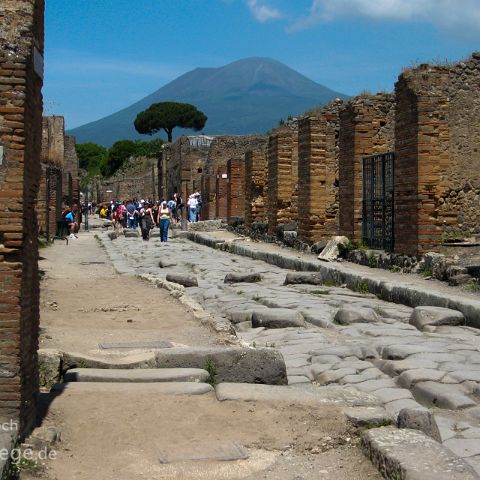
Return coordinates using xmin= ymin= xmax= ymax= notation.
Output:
xmin=97 ymin=192 xmax=202 ymax=242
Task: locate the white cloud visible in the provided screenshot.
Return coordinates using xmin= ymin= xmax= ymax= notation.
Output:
xmin=246 ymin=0 xmax=283 ymax=23
xmin=288 ymin=0 xmax=480 ymax=36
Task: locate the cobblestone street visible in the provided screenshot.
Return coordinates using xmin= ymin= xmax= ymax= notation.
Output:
xmin=103 ymin=228 xmax=480 ymax=474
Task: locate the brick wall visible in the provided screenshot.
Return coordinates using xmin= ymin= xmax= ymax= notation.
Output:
xmin=37 ymin=116 xmax=65 ymax=238
xmin=338 ymin=94 xmax=395 ymax=242
xmin=215 ymin=165 xmax=228 ymax=219
xmin=63 ymin=135 xmax=80 ymax=213
xmin=298 ymin=101 xmax=343 ymax=244
xmin=226 ymin=157 xmax=246 ymax=220
xmin=244 ymin=148 xmax=268 ymax=228
xmin=0 ymin=0 xmax=44 ymax=435
xmin=267 ymin=122 xmax=298 ymax=234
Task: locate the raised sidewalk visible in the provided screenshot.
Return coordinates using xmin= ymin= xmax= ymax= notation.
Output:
xmin=187 ymin=230 xmax=480 ymax=328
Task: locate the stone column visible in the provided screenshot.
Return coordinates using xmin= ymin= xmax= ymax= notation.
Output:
xmin=244 ymin=149 xmax=268 ymax=229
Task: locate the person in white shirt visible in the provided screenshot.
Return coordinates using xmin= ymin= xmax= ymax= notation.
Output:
xmin=187 ymin=195 xmax=198 ymax=222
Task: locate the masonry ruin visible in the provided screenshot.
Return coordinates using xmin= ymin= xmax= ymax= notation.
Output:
xmin=267 ymin=122 xmax=299 ymax=235
xmin=244 ymin=147 xmax=268 ymax=229
xmin=297 ymin=100 xmax=343 ymax=245
xmin=0 ymin=0 xmax=44 ymax=436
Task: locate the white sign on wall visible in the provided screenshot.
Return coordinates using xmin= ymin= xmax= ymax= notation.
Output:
xmin=221 ymin=173 xmax=228 ymax=179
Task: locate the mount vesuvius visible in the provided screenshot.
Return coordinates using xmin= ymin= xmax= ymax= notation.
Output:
xmin=68 ymin=57 xmax=348 ymax=146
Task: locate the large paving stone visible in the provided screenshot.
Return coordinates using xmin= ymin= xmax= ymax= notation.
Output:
xmin=362 ymin=427 xmax=479 ymax=480
xmin=444 ymin=438 xmax=480 ymax=459
xmin=397 ymin=369 xmax=447 ymax=388
xmin=376 ymin=359 xmax=438 ymax=376
xmin=64 ymin=368 xmax=209 ymax=383
xmin=397 ymin=407 xmax=442 ymax=442
xmin=215 ymin=383 xmax=380 ymax=407
xmin=354 ymin=378 xmax=398 ymax=393
xmin=251 ymin=309 xmax=307 ymax=329
xmin=316 ymin=368 xmax=357 ymax=385
xmin=334 ymin=307 xmax=379 ymax=325
xmin=382 ymin=344 xmax=447 ymax=360
xmin=373 ymin=388 xmax=414 ymax=404
xmin=412 ymin=381 xmax=476 ymax=409
xmin=155 ymin=346 xmax=287 ymax=385
xmin=410 ymin=306 xmax=465 ymax=331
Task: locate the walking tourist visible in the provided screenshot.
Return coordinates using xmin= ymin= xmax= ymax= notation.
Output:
xmin=187 ymin=194 xmax=198 ymax=222
xmin=139 ymin=201 xmax=155 ymax=241
xmin=157 ymin=200 xmax=172 ymax=242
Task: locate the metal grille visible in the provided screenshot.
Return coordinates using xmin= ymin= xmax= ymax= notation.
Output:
xmin=362 ymin=152 xmax=395 ymax=251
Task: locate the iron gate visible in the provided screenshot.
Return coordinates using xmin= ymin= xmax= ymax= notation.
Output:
xmin=362 ymin=152 xmax=394 ymax=251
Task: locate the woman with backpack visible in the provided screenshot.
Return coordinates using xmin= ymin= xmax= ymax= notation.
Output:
xmin=139 ymin=202 xmax=155 ymax=241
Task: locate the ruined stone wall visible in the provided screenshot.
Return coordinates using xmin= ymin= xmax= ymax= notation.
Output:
xmin=441 ymin=54 xmax=480 ymax=238
xmin=244 ymin=148 xmax=268 ymax=228
xmin=165 ymin=137 xmax=210 ymax=203
xmin=338 ymin=94 xmax=395 ymax=242
xmin=37 ymin=116 xmax=64 ymax=236
xmin=203 ymin=135 xmax=266 ymax=219
xmin=98 ymin=157 xmax=158 ymax=202
xmin=227 ymin=157 xmax=246 ymax=220
xmin=298 ymin=100 xmax=343 ymax=244
xmin=267 ymin=122 xmax=298 ymax=235
xmin=0 ymin=0 xmax=44 ymax=435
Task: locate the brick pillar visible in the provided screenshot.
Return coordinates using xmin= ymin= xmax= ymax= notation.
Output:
xmin=339 ymin=95 xmax=395 ymax=242
xmin=227 ymin=157 xmax=245 ymax=221
xmin=395 ymin=66 xmax=450 ymax=255
xmin=267 ymin=126 xmax=297 ymax=235
xmin=298 ymin=103 xmax=342 ymax=244
xmin=0 ymin=0 xmax=45 ymax=435
xmin=215 ymin=166 xmax=228 ymax=219
xmin=244 ymin=149 xmax=268 ymax=228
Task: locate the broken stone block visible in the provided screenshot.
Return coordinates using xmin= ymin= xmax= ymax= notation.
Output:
xmin=310 ymin=240 xmax=328 ymax=254
xmin=251 ymin=309 xmax=307 ymax=329
xmin=334 ymin=307 xmax=379 ymax=325
xmin=409 ymin=306 xmax=465 ymax=331
xmin=448 ymin=274 xmax=473 ymax=286
xmin=224 ymin=272 xmax=262 ymax=283
xmin=158 ymin=260 xmax=177 ymax=268
xmin=124 ymin=229 xmax=139 ymax=238
xmin=318 ymin=236 xmax=349 ymax=262
xmin=165 ymin=273 xmax=198 ymax=287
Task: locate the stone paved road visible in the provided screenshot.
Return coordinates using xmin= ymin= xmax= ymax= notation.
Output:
xmin=102 ymin=229 xmax=480 ymax=473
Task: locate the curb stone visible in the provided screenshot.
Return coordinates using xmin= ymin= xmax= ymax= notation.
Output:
xmin=186 ymin=232 xmax=480 ymax=328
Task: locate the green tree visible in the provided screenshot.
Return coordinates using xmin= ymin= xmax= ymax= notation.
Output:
xmin=103 ymin=139 xmax=139 ymax=177
xmin=75 ymin=142 xmax=107 ymax=175
xmin=134 ymin=101 xmax=207 ymax=142
xmin=133 ymin=138 xmax=164 ymax=157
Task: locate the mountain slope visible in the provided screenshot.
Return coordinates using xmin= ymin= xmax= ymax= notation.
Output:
xmin=68 ymin=57 xmax=348 ymax=146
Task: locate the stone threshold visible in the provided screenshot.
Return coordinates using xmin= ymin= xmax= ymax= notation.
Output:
xmin=187 ymin=231 xmax=480 ymax=329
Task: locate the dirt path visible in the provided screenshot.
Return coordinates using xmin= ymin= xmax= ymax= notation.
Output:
xmin=39 ymin=232 xmax=218 ymax=354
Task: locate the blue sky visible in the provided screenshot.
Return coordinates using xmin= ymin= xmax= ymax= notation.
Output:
xmin=44 ymin=0 xmax=480 ymax=130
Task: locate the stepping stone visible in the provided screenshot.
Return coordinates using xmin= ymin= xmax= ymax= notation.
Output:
xmin=99 ymin=340 xmax=174 ymax=350
xmin=53 ymin=382 xmax=213 ymax=395
xmin=362 ymin=427 xmax=479 ymax=480
xmin=64 ymin=368 xmax=209 ymax=383
xmin=410 ymin=306 xmax=465 ymax=331
xmin=155 ymin=346 xmax=287 ymax=385
xmin=251 ymin=309 xmax=307 ymax=329
xmin=412 ymin=381 xmax=476 ymax=410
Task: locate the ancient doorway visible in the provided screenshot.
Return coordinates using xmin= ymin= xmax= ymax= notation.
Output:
xmin=362 ymin=152 xmax=395 ymax=251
